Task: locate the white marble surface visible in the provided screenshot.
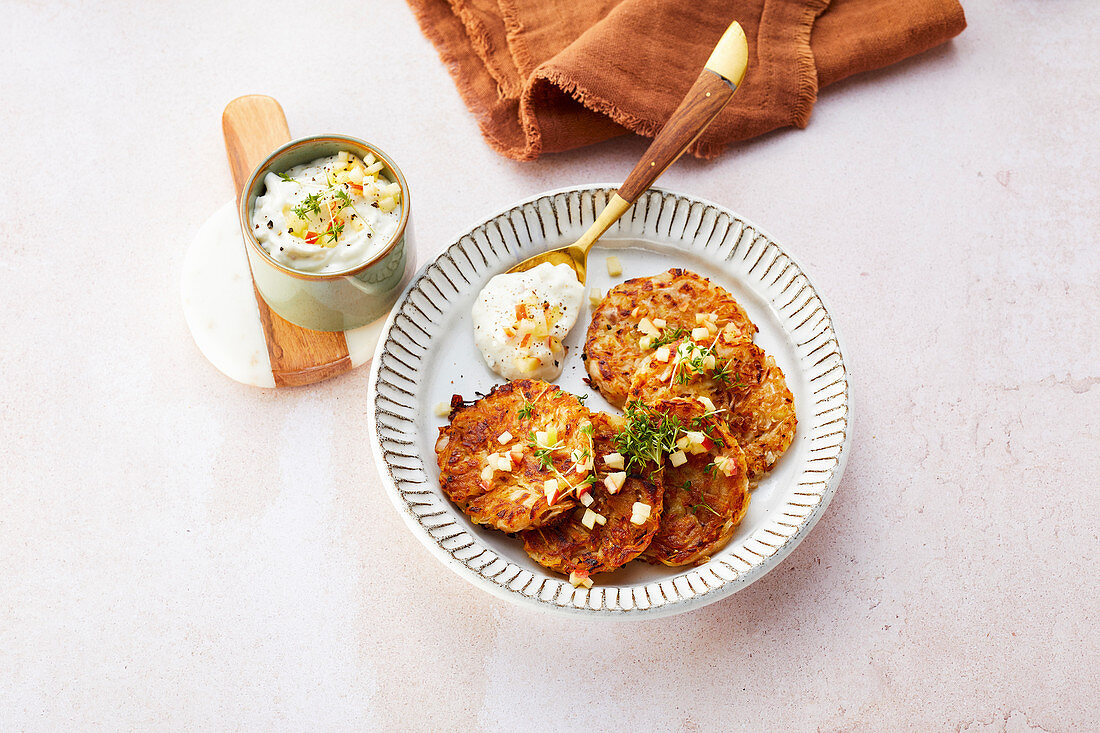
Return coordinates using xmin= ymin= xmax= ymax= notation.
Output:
xmin=2 ymin=1 xmax=1097 ymax=729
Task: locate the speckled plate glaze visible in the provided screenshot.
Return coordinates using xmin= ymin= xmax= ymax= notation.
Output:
xmin=367 ymin=185 xmax=850 ymax=618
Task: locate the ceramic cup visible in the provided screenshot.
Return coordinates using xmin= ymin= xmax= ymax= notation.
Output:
xmin=238 ymin=135 xmax=410 ymax=332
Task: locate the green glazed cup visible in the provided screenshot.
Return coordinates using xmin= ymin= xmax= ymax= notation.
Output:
xmin=238 ymin=135 xmax=410 ymax=332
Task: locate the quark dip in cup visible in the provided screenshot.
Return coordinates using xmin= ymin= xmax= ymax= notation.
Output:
xmin=239 ymin=134 xmax=410 ymax=332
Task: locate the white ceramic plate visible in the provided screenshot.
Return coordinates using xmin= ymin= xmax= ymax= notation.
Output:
xmin=367 ymin=185 xmax=850 ymax=618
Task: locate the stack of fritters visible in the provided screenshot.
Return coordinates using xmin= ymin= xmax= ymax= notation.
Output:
xmin=436 ymin=379 xmax=665 ymax=585
xmin=585 ymin=269 xmax=796 ymax=481
xmin=435 ymin=269 xmax=797 ymax=585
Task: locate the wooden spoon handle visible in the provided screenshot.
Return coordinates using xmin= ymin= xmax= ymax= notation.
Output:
xmin=616 ymin=21 xmax=749 ymax=203
xmin=222 ymin=95 xmax=352 ymax=388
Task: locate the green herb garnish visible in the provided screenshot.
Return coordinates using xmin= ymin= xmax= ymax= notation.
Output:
xmin=711 ymin=360 xmax=742 ymax=387
xmin=324 ymin=221 xmax=345 ymax=243
xmin=649 ymin=326 xmax=686 ymax=350
xmin=614 ymin=401 xmax=682 ymax=473
xmin=292 ymin=192 xmax=324 ymax=220
xmin=691 ymin=502 xmax=720 ymax=517
xmin=534 ymin=447 xmax=555 ymax=470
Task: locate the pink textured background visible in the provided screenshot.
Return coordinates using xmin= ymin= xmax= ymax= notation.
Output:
xmin=1 ymin=1 xmax=1096 ymax=729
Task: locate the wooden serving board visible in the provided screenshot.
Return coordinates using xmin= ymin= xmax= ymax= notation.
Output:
xmin=221 ymin=95 xmax=352 ymax=387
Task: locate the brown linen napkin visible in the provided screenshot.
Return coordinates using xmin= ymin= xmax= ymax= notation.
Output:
xmin=407 ymin=0 xmax=966 ymax=160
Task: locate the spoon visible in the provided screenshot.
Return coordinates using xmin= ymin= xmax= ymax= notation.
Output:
xmin=507 ymin=20 xmax=749 ymax=282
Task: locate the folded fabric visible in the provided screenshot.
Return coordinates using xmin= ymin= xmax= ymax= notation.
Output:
xmin=407 ymin=0 xmax=966 ymax=160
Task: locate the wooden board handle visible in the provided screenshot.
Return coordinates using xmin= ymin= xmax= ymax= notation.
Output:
xmin=221 ymin=95 xmax=352 ymax=388
xmin=223 ymin=95 xmax=293 ymax=196
xmin=616 ymin=21 xmax=747 ymax=204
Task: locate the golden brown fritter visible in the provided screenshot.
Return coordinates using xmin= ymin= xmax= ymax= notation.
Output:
xmin=725 ymin=355 xmax=797 ymax=481
xmin=584 ymin=269 xmax=757 ymax=408
xmin=641 ymin=399 xmax=750 ymax=567
xmin=435 ymin=379 xmax=591 ymax=533
xmin=521 ymin=412 xmax=663 ymax=579
xmin=630 ymin=338 xmax=794 ymax=481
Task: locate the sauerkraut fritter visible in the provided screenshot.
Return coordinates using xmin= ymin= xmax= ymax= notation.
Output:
xmin=640 ymin=400 xmax=750 ymax=567
xmin=587 ymin=268 xmax=796 ymax=481
xmin=435 ymin=379 xmax=591 ymax=533
xmin=584 ymin=269 xmax=757 ymax=408
xmin=725 ymin=355 xmax=797 ymax=480
xmin=521 ymin=412 xmax=663 ymax=579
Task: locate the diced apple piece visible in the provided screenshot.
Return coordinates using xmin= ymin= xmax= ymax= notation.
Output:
xmin=589 ymin=289 xmax=603 ymax=308
xmin=669 ymin=449 xmax=688 ymax=467
xmin=604 ymin=471 xmax=627 ymax=494
xmin=638 ymin=335 xmax=655 ymax=350
xmin=581 ymin=508 xmax=599 ymax=529
xmin=638 ymin=317 xmax=659 ymax=336
xmin=579 ymin=492 xmax=594 ymax=507
xmin=603 ymin=452 xmax=625 ymax=470
xmin=434 ymin=402 xmax=450 ymax=417
xmin=497 ymin=431 xmax=513 ymax=444
xmin=654 ymin=346 xmax=671 ymax=363
xmin=715 ymin=456 xmax=738 ymax=477
xmin=684 ymin=431 xmax=712 ymax=455
xmin=544 ymin=479 xmax=560 ymax=504
xmin=606 ymin=256 xmax=622 ymax=277
xmin=481 ymin=465 xmax=496 ymax=481
xmin=569 ymin=571 xmax=593 ymax=589
xmin=516 ymin=356 xmax=542 ymax=374
xmin=699 ymin=396 xmax=717 ymax=412
xmin=691 ymin=327 xmax=710 ymax=341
